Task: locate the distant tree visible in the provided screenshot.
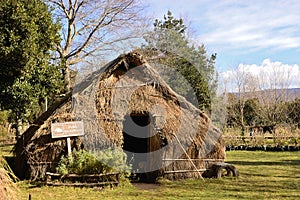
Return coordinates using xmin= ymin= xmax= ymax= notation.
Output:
xmin=46 ymin=0 xmax=145 ymax=91
xmin=256 ymin=65 xmax=293 ymax=125
xmin=225 ymin=93 xmax=238 ymax=127
xmin=243 ymin=98 xmax=263 ymax=126
xmin=143 ymin=11 xmax=217 ymax=111
xmin=225 ymin=61 xmax=297 ymax=133
xmin=229 ymin=66 xmax=257 ymax=132
xmin=286 ymin=98 xmax=300 ymax=128
xmin=226 ymin=97 xmax=264 ymax=133
xmin=0 ymin=0 xmax=63 ymax=126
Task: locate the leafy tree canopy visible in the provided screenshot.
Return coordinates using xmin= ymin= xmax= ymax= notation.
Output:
xmin=0 ymin=0 xmax=63 ymax=123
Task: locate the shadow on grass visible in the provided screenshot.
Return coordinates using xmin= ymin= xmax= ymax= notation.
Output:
xmin=229 ymin=160 xmax=300 ymax=166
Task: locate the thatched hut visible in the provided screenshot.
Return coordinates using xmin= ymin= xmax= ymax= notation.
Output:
xmin=14 ymin=52 xmax=225 ymax=182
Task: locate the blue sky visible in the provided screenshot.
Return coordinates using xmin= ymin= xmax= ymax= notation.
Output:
xmin=143 ymin=0 xmax=300 ymax=82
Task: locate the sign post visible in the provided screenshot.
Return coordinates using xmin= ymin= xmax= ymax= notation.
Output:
xmin=66 ymin=137 xmax=72 ymax=155
xmin=51 ymin=121 xmax=85 ymax=155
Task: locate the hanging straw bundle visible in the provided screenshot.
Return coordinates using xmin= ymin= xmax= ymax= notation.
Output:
xmin=0 ymin=156 xmax=19 ymax=200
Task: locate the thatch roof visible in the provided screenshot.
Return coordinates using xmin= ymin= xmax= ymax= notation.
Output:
xmin=14 ymin=51 xmax=225 ymax=181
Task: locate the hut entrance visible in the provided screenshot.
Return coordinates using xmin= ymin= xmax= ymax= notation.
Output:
xmin=123 ymin=114 xmax=150 ymax=154
xmin=122 ymin=113 xmax=160 ymax=182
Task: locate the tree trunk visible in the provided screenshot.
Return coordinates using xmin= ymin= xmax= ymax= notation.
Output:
xmin=62 ymin=64 xmax=72 ymax=92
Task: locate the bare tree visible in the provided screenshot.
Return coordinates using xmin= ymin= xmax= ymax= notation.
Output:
xmin=225 ymin=65 xmax=258 ymax=132
xmin=225 ymin=61 xmax=298 ymax=134
xmin=257 ymin=63 xmax=294 ymax=125
xmin=47 ymin=0 xmax=145 ymax=90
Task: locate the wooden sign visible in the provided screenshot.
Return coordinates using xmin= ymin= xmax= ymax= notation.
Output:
xmin=51 ymin=121 xmax=84 ymax=139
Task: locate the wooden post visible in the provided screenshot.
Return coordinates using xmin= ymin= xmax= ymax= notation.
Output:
xmin=67 ymin=137 xmax=72 ymax=155
xmin=172 ymin=132 xmax=204 ymax=180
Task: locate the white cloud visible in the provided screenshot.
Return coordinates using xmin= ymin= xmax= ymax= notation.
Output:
xmin=143 ymin=0 xmax=300 ymax=74
xmin=144 ymin=0 xmax=300 ymax=54
xmin=197 ymin=0 xmax=300 ymax=53
xmin=221 ymin=59 xmax=300 ymax=92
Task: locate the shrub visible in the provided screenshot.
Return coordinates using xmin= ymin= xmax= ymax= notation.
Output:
xmin=56 ymin=148 xmax=131 ymax=176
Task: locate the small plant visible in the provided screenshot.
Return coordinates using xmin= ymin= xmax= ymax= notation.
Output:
xmin=56 ymin=150 xmax=100 ymax=175
xmin=96 ymin=148 xmax=131 ymax=175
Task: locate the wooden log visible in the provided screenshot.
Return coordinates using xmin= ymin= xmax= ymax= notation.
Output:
xmin=46 ymin=181 xmax=119 ymax=187
xmin=162 ymin=158 xmax=224 ymax=161
xmin=213 ymin=163 xmax=239 ymax=178
xmin=45 ymin=172 xmax=121 ymax=186
xmin=63 ymin=172 xmax=120 ymax=178
xmin=164 ymin=169 xmax=207 ymax=174
xmin=202 ymin=162 xmax=239 ymax=178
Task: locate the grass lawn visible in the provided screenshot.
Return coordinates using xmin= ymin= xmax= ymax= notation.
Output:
xmin=13 ymin=151 xmax=299 ymax=200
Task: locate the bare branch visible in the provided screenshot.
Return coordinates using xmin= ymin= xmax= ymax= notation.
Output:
xmin=46 ymin=0 xmax=146 ymax=89
xmin=48 ymin=0 xmax=144 ymax=59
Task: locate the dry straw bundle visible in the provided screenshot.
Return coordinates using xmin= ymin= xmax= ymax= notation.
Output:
xmin=0 ymin=156 xmax=19 ymax=200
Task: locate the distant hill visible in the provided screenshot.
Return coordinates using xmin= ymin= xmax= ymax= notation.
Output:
xmin=287 ymin=88 xmax=300 ymax=99
xmin=229 ymin=88 xmax=300 ymax=102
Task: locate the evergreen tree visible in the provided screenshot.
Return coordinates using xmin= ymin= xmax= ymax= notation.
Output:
xmin=243 ymin=98 xmax=263 ymax=126
xmin=143 ymin=11 xmax=217 ymax=111
xmin=286 ymin=98 xmax=300 ymax=128
xmin=0 ymin=0 xmax=63 ymax=124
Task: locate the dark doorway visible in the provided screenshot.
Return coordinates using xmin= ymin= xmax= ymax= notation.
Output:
xmin=122 ymin=113 xmax=162 ymax=182
xmin=123 ymin=114 xmax=150 ymax=154
xmin=122 ymin=114 xmax=151 ymax=181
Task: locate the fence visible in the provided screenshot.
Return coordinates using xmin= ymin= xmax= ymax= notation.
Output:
xmin=224 ymin=135 xmax=300 ymax=150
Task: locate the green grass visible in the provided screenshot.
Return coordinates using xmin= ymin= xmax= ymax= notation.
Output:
xmin=15 ymin=151 xmax=300 ymax=200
